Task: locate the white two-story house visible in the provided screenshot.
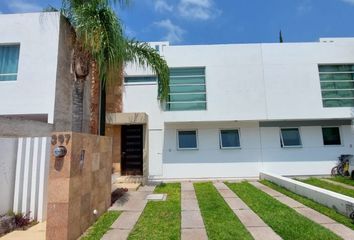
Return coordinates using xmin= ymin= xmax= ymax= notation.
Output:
xmin=111 ymin=39 xmax=354 ymax=180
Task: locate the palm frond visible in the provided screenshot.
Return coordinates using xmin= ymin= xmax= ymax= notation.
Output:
xmin=125 ymin=40 xmax=170 ymax=101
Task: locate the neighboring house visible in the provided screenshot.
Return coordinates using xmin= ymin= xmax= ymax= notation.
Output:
xmin=0 ymin=12 xmax=92 ymax=137
xmin=107 ymin=39 xmax=354 ymax=180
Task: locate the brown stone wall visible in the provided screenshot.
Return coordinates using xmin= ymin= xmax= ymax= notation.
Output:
xmin=46 ymin=132 xmax=112 ymax=240
xmin=105 ymin=124 xmax=121 ymax=172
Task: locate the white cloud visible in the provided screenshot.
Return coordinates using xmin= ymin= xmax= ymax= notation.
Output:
xmin=296 ymin=0 xmax=312 ymax=15
xmin=8 ymin=0 xmax=42 ymax=13
xmin=178 ymin=0 xmax=221 ymax=20
xmin=340 ymin=0 xmax=354 ymax=5
xmin=155 ymin=19 xmax=185 ymax=43
xmin=154 ymin=0 xmax=174 ymax=12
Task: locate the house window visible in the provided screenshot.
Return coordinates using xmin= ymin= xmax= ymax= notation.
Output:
xmin=166 ymin=67 xmax=206 ymax=111
xmin=322 ymin=127 xmax=341 ymax=145
xmin=177 ymin=130 xmax=198 ymax=149
xmin=318 ymin=65 xmax=354 ymax=107
xmin=280 ymin=128 xmax=302 ymax=147
xmin=0 ymin=45 xmax=20 ymax=81
xmin=219 ymin=129 xmax=240 ymax=149
xmin=124 ymin=76 xmax=157 ymax=84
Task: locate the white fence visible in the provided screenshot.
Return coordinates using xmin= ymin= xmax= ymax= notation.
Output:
xmin=0 ymin=137 xmax=50 ymax=222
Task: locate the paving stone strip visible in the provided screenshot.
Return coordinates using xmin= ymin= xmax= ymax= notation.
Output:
xmin=322 ymin=179 xmax=354 ymax=191
xmin=251 ymin=181 xmax=354 ymax=240
xmin=102 ymin=185 xmax=156 ymax=240
xmin=213 ymin=182 xmax=282 ymax=240
xmin=181 ymin=182 xmax=208 ymax=240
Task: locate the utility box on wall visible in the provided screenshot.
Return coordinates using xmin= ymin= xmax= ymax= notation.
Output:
xmin=46 ymin=132 xmax=112 ymax=240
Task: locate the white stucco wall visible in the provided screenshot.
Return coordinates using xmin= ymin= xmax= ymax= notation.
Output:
xmin=0 ymin=138 xmax=18 ymax=214
xmin=0 ymin=12 xmax=60 ymax=123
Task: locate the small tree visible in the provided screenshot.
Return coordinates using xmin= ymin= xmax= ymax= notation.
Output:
xmin=61 ymin=0 xmax=169 ymax=132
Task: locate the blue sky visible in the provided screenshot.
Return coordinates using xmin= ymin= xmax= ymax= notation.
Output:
xmin=1 ymin=0 xmax=354 ymax=45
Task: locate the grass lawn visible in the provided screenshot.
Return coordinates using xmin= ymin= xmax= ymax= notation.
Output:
xmin=226 ymin=182 xmax=341 ymax=240
xmin=194 ymin=182 xmax=253 ymax=240
xmin=81 ymin=211 xmax=121 ymax=240
xmin=261 ymin=179 xmax=354 ymax=230
xmin=326 ymin=176 xmax=354 ymax=187
xmin=301 ymin=177 xmax=354 ymax=198
xmin=128 ymin=183 xmax=181 ymax=240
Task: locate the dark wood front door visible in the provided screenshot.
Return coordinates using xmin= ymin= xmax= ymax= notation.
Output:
xmin=121 ymin=125 xmax=143 ymax=175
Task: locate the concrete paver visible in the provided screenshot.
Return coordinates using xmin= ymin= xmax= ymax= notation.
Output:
xmin=181 ymin=182 xmax=208 ymax=240
xmin=181 ymin=211 xmax=206 ymax=229
xmin=101 ymin=229 xmax=130 ymax=240
xmin=181 ymin=182 xmax=194 ymax=191
xmin=111 ymin=212 xmax=142 ymax=230
xmin=274 ymin=196 xmax=305 ymax=208
xmin=182 ymin=199 xmax=200 ymax=211
xmin=322 ymin=179 xmax=354 ymax=191
xmin=102 ymin=185 xmax=155 ymax=240
xmin=0 ymin=222 xmax=46 ymax=240
xmin=234 ymin=209 xmax=267 ymax=227
xmin=247 ymin=226 xmax=282 ymax=240
xmin=224 ymin=197 xmax=250 ymax=210
xmin=217 ymin=189 xmax=238 ymax=198
xmin=181 ymin=229 xmax=208 ymax=240
xmin=252 ymin=181 xmax=354 ymax=240
xmin=295 ymin=207 xmax=336 ymax=224
xmin=181 ymin=190 xmax=197 ymax=199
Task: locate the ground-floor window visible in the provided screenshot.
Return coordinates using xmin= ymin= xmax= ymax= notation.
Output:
xmin=177 ymin=130 xmax=198 ymax=150
xmin=219 ymin=129 xmax=241 ymax=149
xmin=322 ymin=127 xmax=341 ymax=145
xmin=280 ymin=128 xmax=302 ymax=147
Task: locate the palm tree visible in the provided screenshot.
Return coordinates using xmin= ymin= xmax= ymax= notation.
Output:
xmin=61 ymin=0 xmax=169 ymax=132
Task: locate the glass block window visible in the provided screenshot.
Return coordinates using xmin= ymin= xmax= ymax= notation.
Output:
xmin=318 ymin=65 xmax=354 ymax=107
xmin=219 ymin=129 xmax=241 ymax=149
xmin=322 ymin=127 xmax=341 ymax=145
xmin=0 ymin=45 xmax=20 ymax=81
xmin=280 ymin=128 xmax=302 ymax=147
xmin=177 ymin=130 xmax=198 ymax=149
xmin=124 ymin=76 xmax=157 ymax=84
xmin=166 ymin=67 xmax=206 ymax=111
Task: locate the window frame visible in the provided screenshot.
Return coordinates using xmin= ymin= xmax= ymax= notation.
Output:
xmin=219 ymin=129 xmax=241 ymax=149
xmin=321 ymin=126 xmax=343 ymax=146
xmin=176 ymin=129 xmax=199 ymax=150
xmin=280 ymin=127 xmax=303 ymax=148
xmin=318 ymin=64 xmax=354 ymax=107
xmin=0 ymin=44 xmax=21 ymax=82
xmin=124 ymin=75 xmax=157 ymax=85
xmin=166 ymin=67 xmax=207 ymax=111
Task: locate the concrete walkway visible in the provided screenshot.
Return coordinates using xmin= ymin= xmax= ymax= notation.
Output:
xmin=322 ymin=178 xmax=354 ymax=190
xmin=213 ymin=182 xmax=282 ymax=240
xmin=181 ymin=182 xmax=208 ymax=240
xmin=251 ymin=181 xmax=354 ymax=240
xmin=102 ymin=185 xmax=156 ymax=240
xmin=0 ymin=222 xmax=46 ymax=240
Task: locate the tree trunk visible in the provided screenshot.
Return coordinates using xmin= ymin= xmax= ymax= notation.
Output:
xmin=72 ymin=78 xmax=85 ymax=132
xmin=90 ymin=60 xmax=100 ymax=134
xmin=72 ymin=47 xmax=90 ymax=132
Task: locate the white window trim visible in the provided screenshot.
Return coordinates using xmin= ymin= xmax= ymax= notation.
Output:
xmin=219 ymin=129 xmax=241 ymax=149
xmin=321 ymin=126 xmax=344 ymax=147
xmin=176 ymin=129 xmax=199 ymax=150
xmin=280 ymin=127 xmax=303 ymax=148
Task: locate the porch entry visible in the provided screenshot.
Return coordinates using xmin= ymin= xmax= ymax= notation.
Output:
xmin=121 ymin=124 xmax=143 ymax=175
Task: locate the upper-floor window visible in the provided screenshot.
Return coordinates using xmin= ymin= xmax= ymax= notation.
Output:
xmin=0 ymin=44 xmax=20 ymax=81
xmin=166 ymin=67 xmax=206 ymax=111
xmin=318 ymin=64 xmax=354 ymax=107
xmin=280 ymin=128 xmax=302 ymax=148
xmin=124 ymin=76 xmax=157 ymax=84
